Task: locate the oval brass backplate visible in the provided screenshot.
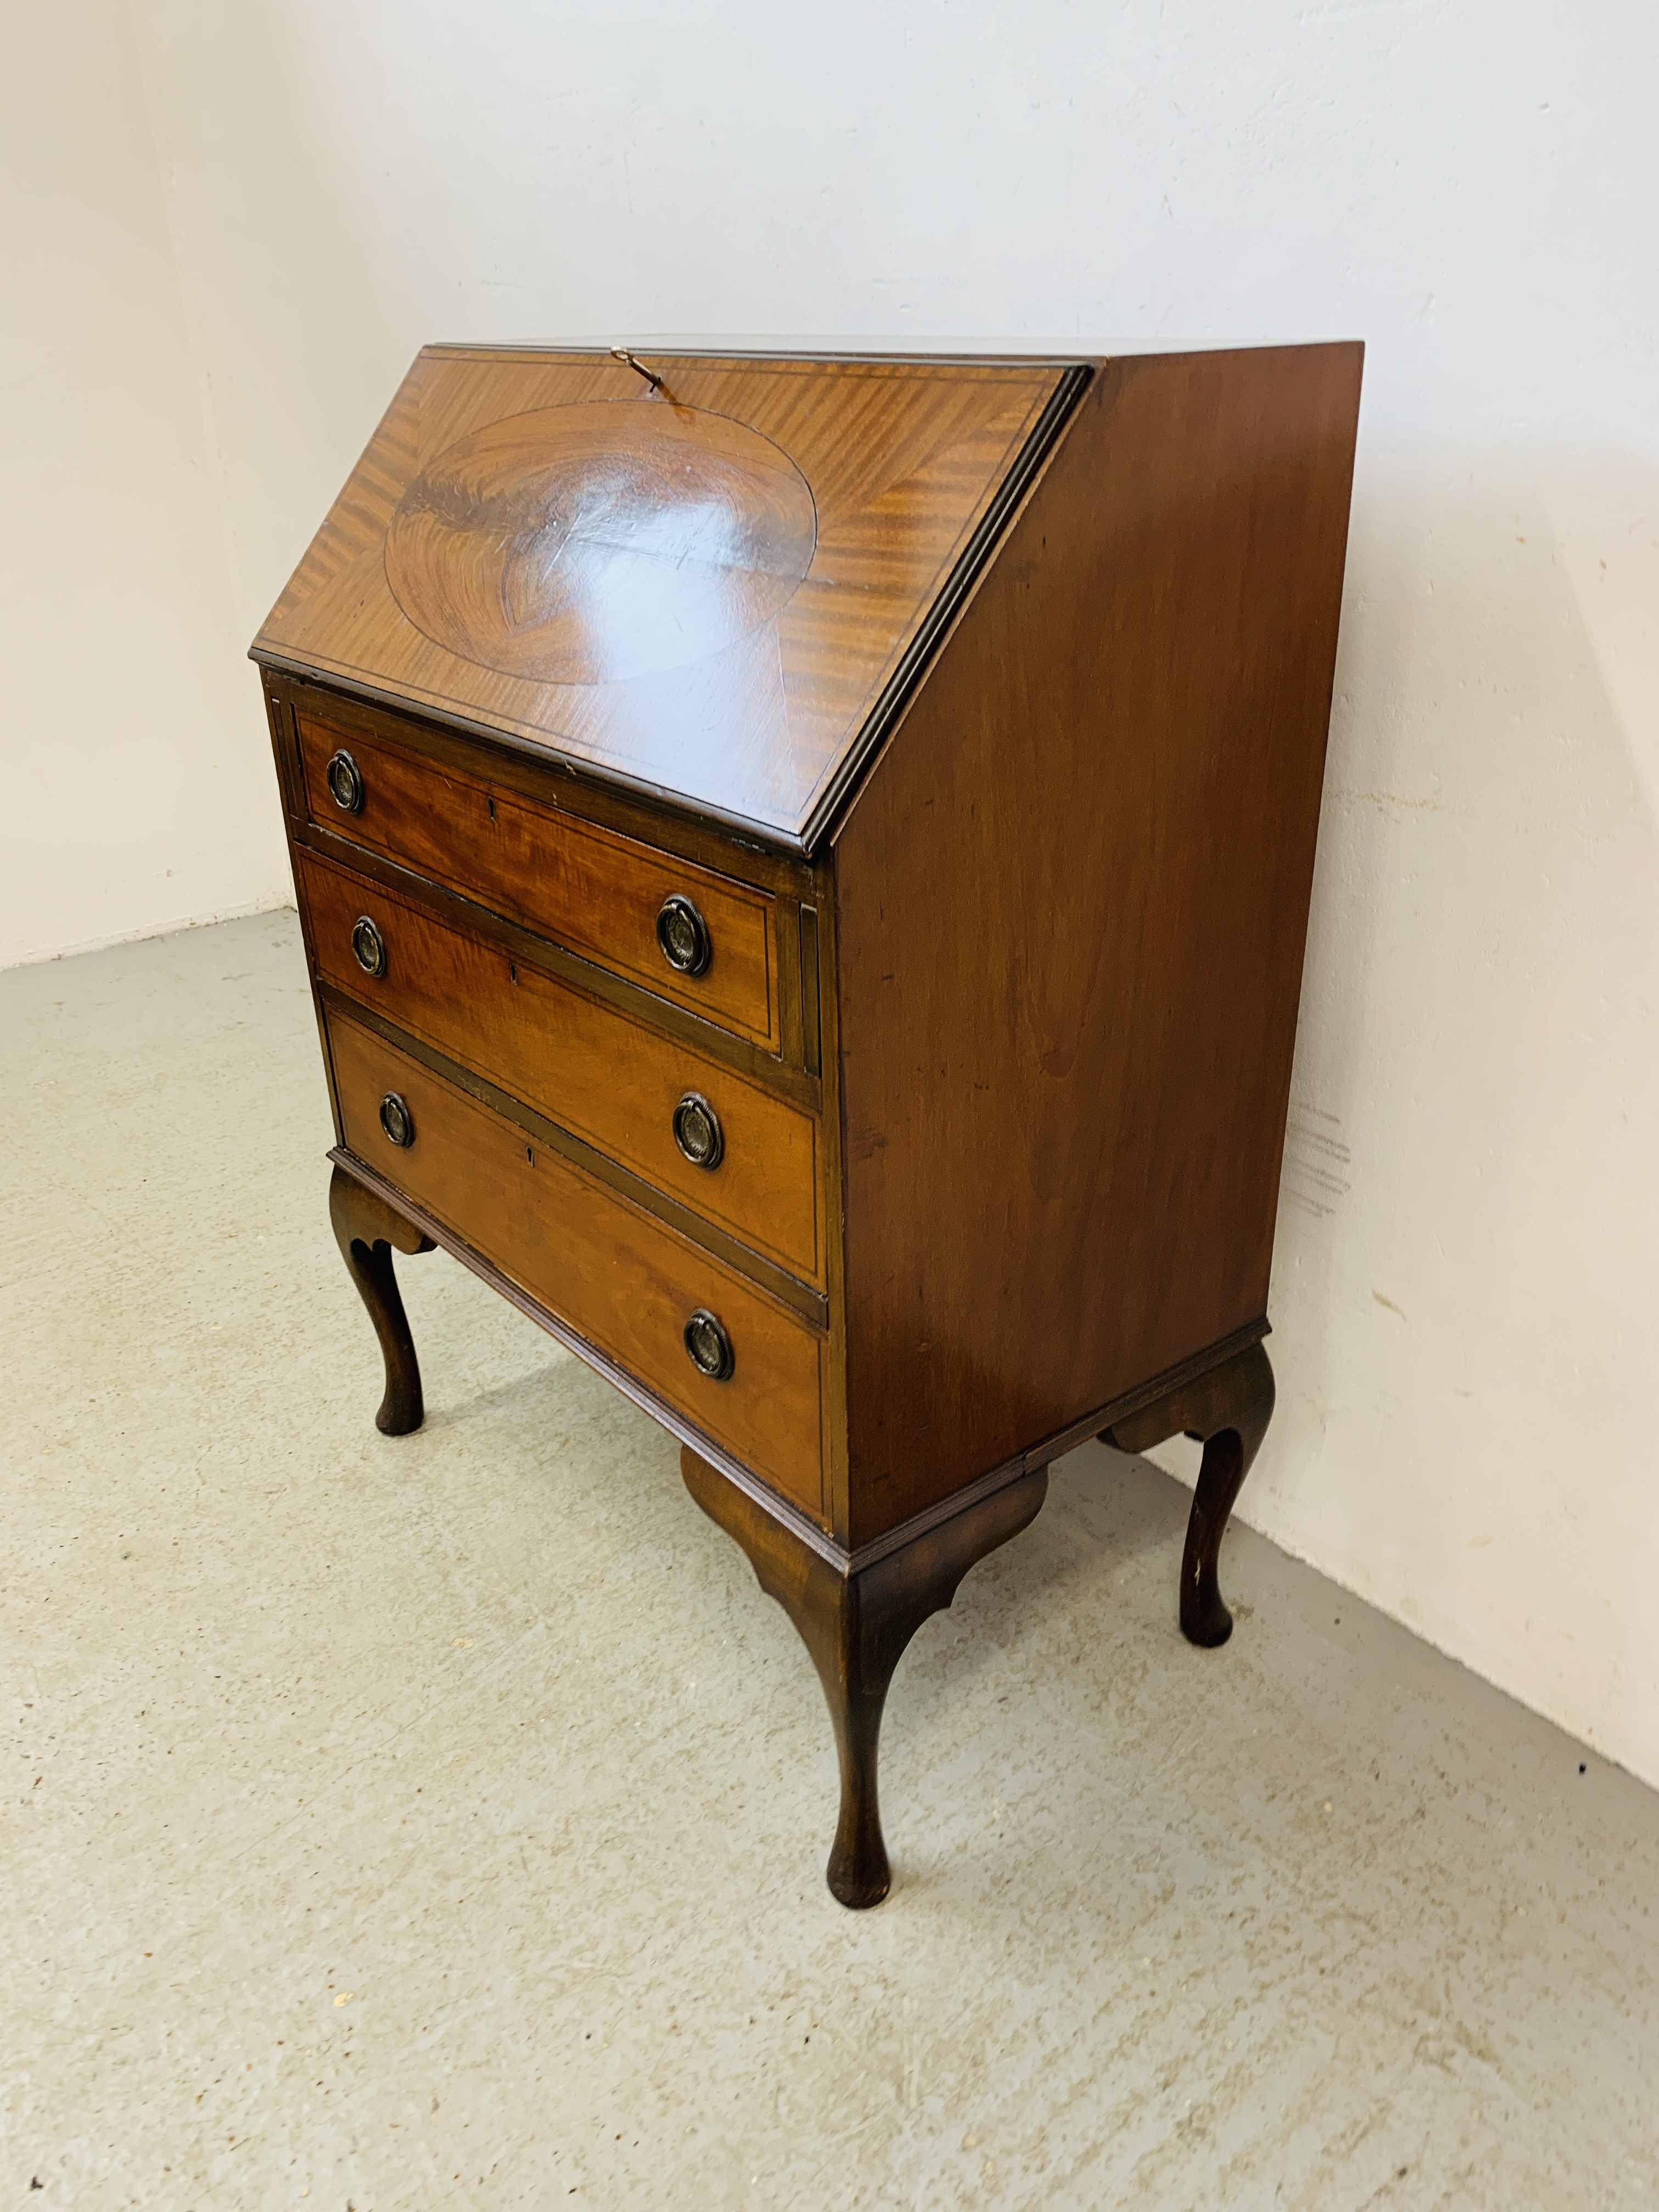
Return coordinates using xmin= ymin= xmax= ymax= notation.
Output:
xmin=682 ymin=1308 xmax=734 ymax=1381
xmin=672 ymin=1092 xmax=724 ymax=1171
xmin=325 ymin=749 xmax=365 ymax=813
xmin=656 ymin=895 xmax=712 ymax=977
xmin=379 ymin=1091 xmax=414 ymax=1148
xmin=351 ymin=916 xmax=387 ymax=978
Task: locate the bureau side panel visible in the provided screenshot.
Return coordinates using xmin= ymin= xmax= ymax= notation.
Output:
xmin=832 ymin=344 xmax=1363 ymax=1542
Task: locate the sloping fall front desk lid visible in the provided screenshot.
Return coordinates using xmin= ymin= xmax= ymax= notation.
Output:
xmin=251 ymin=347 xmax=1089 ymax=851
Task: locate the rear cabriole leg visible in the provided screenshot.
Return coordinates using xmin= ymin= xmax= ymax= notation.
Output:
xmin=1101 ymin=1341 xmax=1276 ymax=1646
xmin=329 ymin=1162 xmax=435 ymax=1436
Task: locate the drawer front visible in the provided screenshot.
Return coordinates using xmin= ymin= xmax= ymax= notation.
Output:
xmin=329 ymin=1013 xmax=826 ymax=1521
xmin=300 ymin=850 xmax=821 ymax=1285
xmin=297 ymin=714 xmax=777 ymax=1048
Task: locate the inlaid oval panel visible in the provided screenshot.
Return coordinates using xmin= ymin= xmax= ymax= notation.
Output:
xmin=384 ymin=402 xmax=817 ymax=686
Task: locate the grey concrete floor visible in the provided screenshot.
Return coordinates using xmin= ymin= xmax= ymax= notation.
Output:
xmin=4 ymin=911 xmax=1658 ymax=2212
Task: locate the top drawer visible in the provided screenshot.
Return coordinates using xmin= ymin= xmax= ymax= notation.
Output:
xmin=295 ymin=714 xmax=778 ymax=1049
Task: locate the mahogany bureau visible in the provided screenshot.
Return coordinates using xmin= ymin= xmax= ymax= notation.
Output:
xmin=253 ymin=342 xmax=1363 ymax=1907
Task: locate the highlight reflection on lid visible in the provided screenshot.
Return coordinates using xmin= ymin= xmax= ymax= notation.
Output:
xmin=385 ymin=400 xmax=817 ymax=688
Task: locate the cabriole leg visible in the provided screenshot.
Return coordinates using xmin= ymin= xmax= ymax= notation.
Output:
xmin=681 ymin=1448 xmax=1048 ymax=1908
xmin=328 ymin=1163 xmax=435 ymax=1436
xmin=1101 ymin=1341 xmax=1276 ymax=1647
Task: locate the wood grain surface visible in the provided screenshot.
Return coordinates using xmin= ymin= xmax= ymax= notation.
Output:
xmin=383 ymin=400 xmax=818 ymax=685
xmin=298 ymin=847 xmax=822 ymax=1285
xmin=256 ymin=349 xmax=1067 ymax=842
xmin=296 ymin=709 xmax=778 ymax=1047
xmin=271 ymin=669 xmax=816 ymax=900
xmin=329 ymin=1012 xmax=827 ymax=1520
xmin=831 ymin=343 xmax=1363 ymax=1542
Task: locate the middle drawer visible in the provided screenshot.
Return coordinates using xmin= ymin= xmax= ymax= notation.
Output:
xmin=298 ymin=849 xmax=822 ymax=1286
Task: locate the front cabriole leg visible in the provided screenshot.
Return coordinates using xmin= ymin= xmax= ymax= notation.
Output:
xmin=681 ymin=1448 xmax=1048 ymax=1908
xmin=328 ymin=1163 xmax=435 ymax=1436
xmin=1101 ymin=1340 xmax=1276 ymax=1647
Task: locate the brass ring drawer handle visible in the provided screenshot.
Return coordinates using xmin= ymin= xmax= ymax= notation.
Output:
xmin=682 ymin=1308 xmax=734 ymax=1381
xmin=326 ymin=748 xmax=365 ymax=814
xmin=379 ymin=1091 xmax=414 ymax=1148
xmin=672 ymin=1092 xmax=724 ymax=1170
xmin=351 ymin=915 xmax=387 ymax=978
xmin=656 ymin=894 xmax=712 ymax=977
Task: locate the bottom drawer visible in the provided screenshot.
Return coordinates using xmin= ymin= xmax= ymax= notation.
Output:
xmin=328 ymin=1012 xmax=826 ymax=1521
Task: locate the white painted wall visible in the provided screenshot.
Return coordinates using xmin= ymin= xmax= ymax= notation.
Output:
xmin=0 ymin=1 xmax=289 ymax=969
xmin=15 ymin=4 xmax=1659 ymax=1784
